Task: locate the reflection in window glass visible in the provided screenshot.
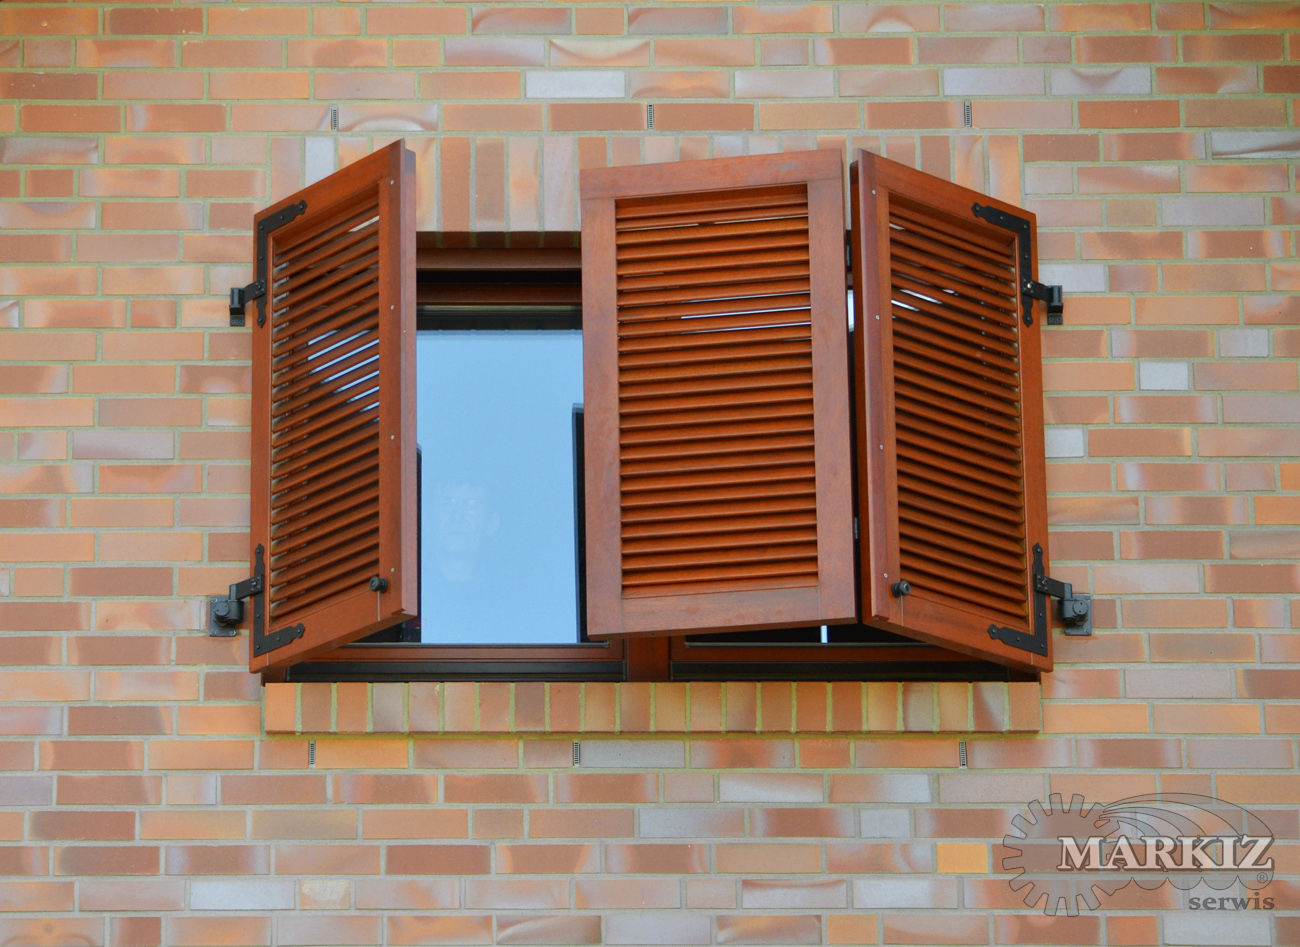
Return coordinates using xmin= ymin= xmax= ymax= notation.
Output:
xmin=416 ymin=329 xmax=583 ymax=645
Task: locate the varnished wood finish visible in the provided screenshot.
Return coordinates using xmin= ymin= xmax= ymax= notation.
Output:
xmin=249 ymin=140 xmax=417 ymax=673
xmin=582 ymin=150 xmax=857 ymax=639
xmin=851 ymin=149 xmax=1051 ymax=673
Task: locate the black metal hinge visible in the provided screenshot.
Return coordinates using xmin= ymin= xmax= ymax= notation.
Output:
xmin=988 ymin=544 xmax=1092 ymax=657
xmin=970 ymin=202 xmax=1065 ymax=326
xmin=207 ymin=544 xmax=307 ymax=657
xmin=209 ymin=543 xmax=266 ymax=638
xmin=228 ymin=199 xmax=307 ymax=328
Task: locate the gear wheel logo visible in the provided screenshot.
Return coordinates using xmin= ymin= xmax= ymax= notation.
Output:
xmin=1002 ymin=792 xmax=1131 ymax=916
xmin=1002 ymin=792 xmax=1276 ymax=917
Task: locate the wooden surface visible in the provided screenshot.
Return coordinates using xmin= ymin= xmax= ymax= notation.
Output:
xmin=582 ymin=150 xmax=857 ymax=639
xmin=249 ymin=140 xmax=417 ymax=673
xmin=851 ymin=149 xmax=1051 ymax=673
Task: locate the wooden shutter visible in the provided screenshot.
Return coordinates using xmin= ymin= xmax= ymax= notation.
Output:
xmin=850 ymin=150 xmax=1051 ymax=672
xmin=581 ymin=150 xmax=857 ymax=638
xmin=248 ymin=141 xmax=417 ymax=672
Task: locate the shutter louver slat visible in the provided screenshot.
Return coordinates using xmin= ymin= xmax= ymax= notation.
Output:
xmin=272 ymin=227 xmax=379 ymax=297
xmin=268 ymin=403 xmax=378 ymax=470
xmin=894 ymin=469 xmax=1023 ymax=528
xmin=852 ymin=149 xmax=1050 ymax=672
xmin=618 ymin=293 xmax=813 ymax=325
xmin=613 ymin=278 xmax=814 ymax=311
xmin=272 ymin=282 xmax=382 ymax=351
xmin=273 ymin=514 xmax=379 ymax=591
xmin=248 ymin=140 xmax=415 ymax=672
xmin=583 ymin=150 xmax=855 ymax=637
xmin=270 ymin=451 xmax=379 ymax=512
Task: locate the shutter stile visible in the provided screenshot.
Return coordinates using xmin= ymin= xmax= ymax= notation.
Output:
xmin=852 ymin=149 xmax=1050 ymax=671
xmin=583 ymin=151 xmax=856 ymax=636
xmin=249 ymin=141 xmax=416 ymax=672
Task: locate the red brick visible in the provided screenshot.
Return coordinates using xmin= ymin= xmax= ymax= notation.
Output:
xmin=444 ymin=774 xmax=546 ymax=804
xmin=0 ymin=6 xmax=99 ymax=35
xmin=654 ymin=38 xmax=754 ymax=66
xmin=53 ymin=846 xmax=159 ymax=875
xmin=169 ymin=917 xmax=270 ymax=946
xmin=443 ymin=38 xmax=546 ymax=67
xmin=549 ymin=103 xmax=645 ymax=133
xmin=760 ymin=101 xmax=861 ymax=130
xmin=629 ymin=6 xmax=727 ymax=33
xmin=553 ymin=773 xmax=658 ymax=804
xmin=385 ymin=844 xmax=488 ymax=876
xmin=1088 ymin=428 xmax=1192 ymax=457
xmin=1183 ymin=32 xmax=1285 ymax=62
xmin=1077 ymin=34 xmax=1176 ymax=63
xmin=650 ymin=103 xmax=754 ymax=132
xmin=1156 ymin=64 xmax=1258 ymax=95
xmin=286 ymin=39 xmax=386 ymax=68
xmin=472 ymin=7 xmax=571 ymax=33
xmin=1078 ymin=100 xmax=1180 ymax=129
xmin=387 ymin=915 xmax=493 ymax=946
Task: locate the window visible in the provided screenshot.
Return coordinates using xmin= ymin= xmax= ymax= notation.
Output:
xmin=239 ymin=141 xmax=1056 ymax=682
xmin=414 ymin=317 xmax=584 ymax=646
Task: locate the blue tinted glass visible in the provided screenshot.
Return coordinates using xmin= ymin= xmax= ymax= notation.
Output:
xmin=415 ymin=329 xmax=583 ymax=644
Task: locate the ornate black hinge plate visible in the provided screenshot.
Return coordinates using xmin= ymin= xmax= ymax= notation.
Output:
xmin=970 ymin=202 xmax=1064 ymax=326
xmin=254 ymin=621 xmax=305 ymax=657
xmin=229 ymin=200 xmax=307 ymax=328
xmin=988 ymin=544 xmax=1092 ymax=656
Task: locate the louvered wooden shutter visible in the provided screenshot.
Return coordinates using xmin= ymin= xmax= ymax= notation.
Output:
xmin=581 ymin=150 xmax=857 ymax=637
xmin=248 ymin=141 xmax=417 ymax=672
xmin=850 ymin=150 xmax=1051 ymax=672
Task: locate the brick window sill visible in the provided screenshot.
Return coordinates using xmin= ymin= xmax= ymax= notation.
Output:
xmin=264 ymin=681 xmax=1042 ymax=735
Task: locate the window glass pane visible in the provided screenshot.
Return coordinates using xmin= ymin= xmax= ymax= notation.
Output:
xmin=416 ymin=328 xmax=583 ymax=644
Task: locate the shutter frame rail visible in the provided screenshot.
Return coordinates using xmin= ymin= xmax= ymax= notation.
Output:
xmin=228 ymin=200 xmax=308 ymax=327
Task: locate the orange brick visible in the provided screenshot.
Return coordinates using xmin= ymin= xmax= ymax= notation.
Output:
xmin=1042 ymin=704 xmax=1150 ymax=734
xmin=1153 ymin=704 xmax=1260 ymax=734
xmin=149 ymin=740 xmax=255 ymax=770
xmin=311 ymin=738 xmax=408 ymax=770
xmin=549 ymin=103 xmax=645 ymax=133
xmin=1088 ymin=428 xmax=1193 ymax=457
xmin=654 ymin=38 xmax=754 ymax=67
xmin=1078 ymin=100 xmax=1180 ymax=128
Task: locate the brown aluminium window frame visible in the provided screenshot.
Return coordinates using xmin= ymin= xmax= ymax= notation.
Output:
xmin=247 ymin=141 xmax=1053 ymax=684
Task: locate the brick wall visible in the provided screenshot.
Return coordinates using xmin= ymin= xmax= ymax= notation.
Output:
xmin=2 ymin=2 xmax=1299 ymax=944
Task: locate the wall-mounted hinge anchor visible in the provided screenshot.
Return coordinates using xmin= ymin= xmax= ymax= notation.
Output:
xmin=228 ymin=280 xmax=266 ymax=323
xmin=1023 ymin=279 xmax=1064 ymax=325
xmin=228 ymin=199 xmax=307 ymax=328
